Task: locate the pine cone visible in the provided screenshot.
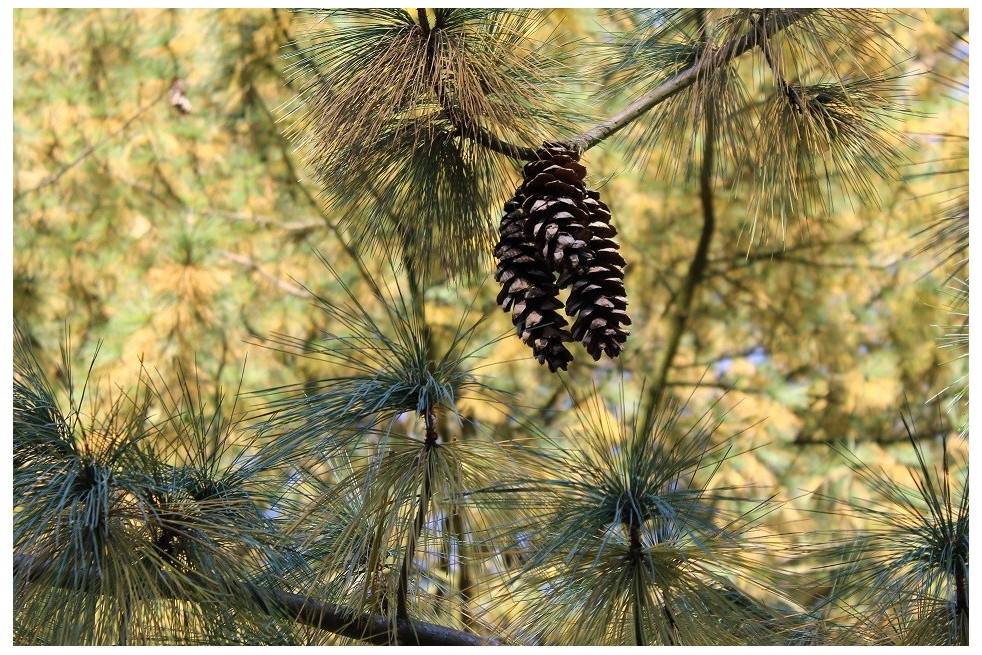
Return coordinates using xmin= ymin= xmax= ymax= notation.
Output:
xmin=495 ymin=145 xmax=631 ymax=370
xmin=519 ymin=145 xmax=594 ymax=277
xmin=494 ymin=195 xmax=574 ymax=372
xmin=561 ymin=189 xmax=631 ymax=360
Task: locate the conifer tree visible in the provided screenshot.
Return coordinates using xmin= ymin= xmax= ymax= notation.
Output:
xmin=13 ymin=8 xmax=968 ymax=646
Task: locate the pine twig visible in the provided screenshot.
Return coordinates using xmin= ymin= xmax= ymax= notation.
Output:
xmin=415 ymin=9 xmax=537 ymax=160
xmin=217 ymin=250 xmax=309 ymax=298
xmin=757 ymin=9 xmax=795 ymax=97
xmin=954 ymin=550 xmax=969 ymax=645
xmin=565 ymin=9 xmax=816 ymax=154
xmin=14 ymin=87 xmax=170 ymax=202
xmin=396 ymin=407 xmax=439 ymax=623
xmin=659 ymin=585 xmax=679 ymax=646
xmin=628 ymin=520 xmax=647 ymax=646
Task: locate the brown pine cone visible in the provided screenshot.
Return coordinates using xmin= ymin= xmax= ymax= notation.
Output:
xmin=561 ymin=189 xmax=630 ymax=360
xmin=519 ymin=145 xmax=595 ymax=277
xmin=494 ymin=195 xmax=574 ymax=372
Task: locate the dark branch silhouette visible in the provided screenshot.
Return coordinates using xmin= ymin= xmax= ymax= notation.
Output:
xmin=13 ymin=553 xmax=500 ymax=646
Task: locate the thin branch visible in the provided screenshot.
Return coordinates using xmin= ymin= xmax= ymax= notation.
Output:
xmin=212 ymin=211 xmax=324 ymax=233
xmin=659 ymin=585 xmax=679 ymax=646
xmin=217 ymin=250 xmax=309 ymax=298
xmin=708 ymin=254 xmax=885 ymax=275
xmin=706 ymin=232 xmax=871 ymax=267
xmin=757 ymin=8 xmax=795 ymax=99
xmin=248 ymin=85 xmax=376 ymax=287
xmin=15 ymin=88 xmax=170 ymax=202
xmin=791 ymin=427 xmax=951 ymax=447
xmin=417 ymin=10 xmax=537 ymax=160
xmin=566 ymin=9 xmax=816 ymax=153
xmin=397 ymin=408 xmax=439 ymax=624
xmin=451 ymin=112 xmax=539 ymax=159
xmin=449 ymin=500 xmax=475 ymax=631
xmin=426 ymin=9 xmax=815 ymax=160
xmin=629 ymin=520 xmax=646 ymax=646
xmin=640 ymin=40 xmax=719 ymax=427
xmin=664 ymin=379 xmax=767 ymax=395
xmin=954 ymin=551 xmax=969 ymax=645
xmin=13 ymin=553 xmax=499 ymax=646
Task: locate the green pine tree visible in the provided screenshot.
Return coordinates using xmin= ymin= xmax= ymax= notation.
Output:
xmin=13 ymin=8 xmax=968 ymax=646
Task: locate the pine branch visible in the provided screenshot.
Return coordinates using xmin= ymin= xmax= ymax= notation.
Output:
xmin=432 ymin=9 xmax=815 ymax=160
xmin=217 ymin=250 xmax=309 ymax=298
xmin=397 ymin=408 xmax=439 ymax=624
xmin=566 ymin=8 xmax=815 ymax=153
xmin=757 ymin=9 xmax=794 ymax=98
xmin=640 ymin=13 xmax=719 ymax=428
xmin=418 ymin=10 xmax=538 ymax=161
xmin=954 ymin=547 xmax=969 ymax=645
xmin=13 ymin=553 xmax=500 ymax=646
xmin=629 ymin=520 xmax=647 ymax=646
xmin=14 ymin=87 xmax=170 ymax=202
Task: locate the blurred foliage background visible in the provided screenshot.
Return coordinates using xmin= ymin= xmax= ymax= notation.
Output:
xmin=12 ymin=8 xmax=968 ymax=645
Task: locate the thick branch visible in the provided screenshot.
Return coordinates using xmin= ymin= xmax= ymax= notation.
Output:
xmin=13 ymin=553 xmax=498 ymax=646
xmin=276 ymin=586 xmax=488 ymax=646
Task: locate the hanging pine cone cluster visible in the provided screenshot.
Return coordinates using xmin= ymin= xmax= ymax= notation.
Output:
xmin=494 ymin=144 xmax=630 ymax=372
